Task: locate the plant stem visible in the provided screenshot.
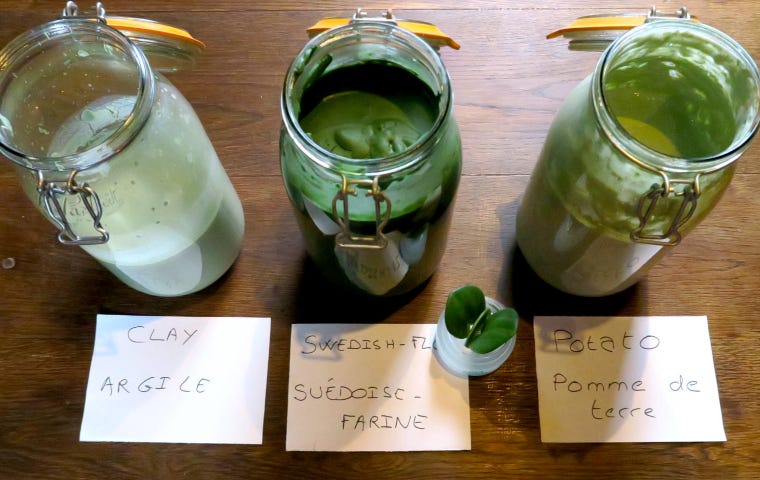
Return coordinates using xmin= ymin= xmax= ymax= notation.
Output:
xmin=464 ymin=308 xmax=489 ymax=348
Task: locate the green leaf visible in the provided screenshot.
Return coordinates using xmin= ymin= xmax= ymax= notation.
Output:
xmin=466 ymin=308 xmax=518 ymax=354
xmin=444 ymin=285 xmax=485 ymax=339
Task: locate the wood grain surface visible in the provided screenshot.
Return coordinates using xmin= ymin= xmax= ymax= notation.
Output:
xmin=1 ymin=1 xmax=759 ymax=479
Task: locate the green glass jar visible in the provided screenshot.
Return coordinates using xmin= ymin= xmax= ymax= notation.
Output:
xmin=0 ymin=8 xmax=244 ymax=296
xmin=280 ymin=19 xmax=461 ymax=296
xmin=516 ymin=20 xmax=760 ymax=297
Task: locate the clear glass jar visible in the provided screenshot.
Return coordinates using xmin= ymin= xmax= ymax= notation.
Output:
xmin=280 ymin=20 xmax=461 ymax=296
xmin=516 ymin=20 xmax=760 ymax=297
xmin=0 ymin=14 xmax=244 ymax=296
xmin=433 ymin=297 xmax=517 ymax=377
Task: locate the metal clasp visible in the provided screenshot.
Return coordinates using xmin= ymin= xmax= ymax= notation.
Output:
xmin=646 ymin=5 xmax=691 ymax=22
xmin=332 ymin=176 xmax=391 ymax=249
xmin=631 ymin=173 xmax=700 ymax=246
xmin=62 ymin=1 xmax=106 ymax=22
xmin=549 ymin=5 xmax=694 ymax=51
xmin=351 ymin=8 xmax=396 ymax=24
xmin=37 ymin=170 xmax=110 ymax=246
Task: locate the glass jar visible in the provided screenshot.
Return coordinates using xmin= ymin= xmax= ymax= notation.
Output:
xmin=0 ymin=8 xmax=244 ymax=296
xmin=280 ymin=19 xmax=461 ymax=296
xmin=516 ymin=20 xmax=760 ymax=297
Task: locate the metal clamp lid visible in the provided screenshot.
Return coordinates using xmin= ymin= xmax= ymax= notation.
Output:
xmin=307 ymin=8 xmax=461 ymax=50
xmin=547 ymin=5 xmax=697 ymax=51
xmin=62 ymin=1 xmax=205 ymax=72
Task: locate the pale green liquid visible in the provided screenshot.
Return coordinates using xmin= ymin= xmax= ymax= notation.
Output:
xmin=516 ymin=26 xmax=751 ymax=296
xmin=32 ymin=78 xmax=244 ymax=296
xmin=603 ymin=30 xmax=739 ymax=158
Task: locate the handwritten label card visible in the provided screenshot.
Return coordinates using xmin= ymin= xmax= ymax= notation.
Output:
xmin=80 ymin=315 xmax=271 ymax=444
xmin=534 ymin=316 xmax=726 ymax=443
xmin=286 ymin=323 xmax=470 ymax=451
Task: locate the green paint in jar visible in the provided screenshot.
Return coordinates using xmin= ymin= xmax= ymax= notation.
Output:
xmin=281 ymin=21 xmax=461 ymax=296
xmin=299 ymin=61 xmax=438 ymax=160
xmin=516 ymin=20 xmax=760 ymax=297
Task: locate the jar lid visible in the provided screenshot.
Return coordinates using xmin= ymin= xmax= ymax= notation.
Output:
xmin=60 ymin=2 xmax=205 ymax=72
xmin=547 ymin=6 xmax=698 ymax=51
xmin=307 ymin=9 xmax=460 ymax=50
xmin=104 ymin=16 xmax=206 ymax=72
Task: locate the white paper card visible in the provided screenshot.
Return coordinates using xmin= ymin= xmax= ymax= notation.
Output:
xmin=80 ymin=315 xmax=271 ymax=444
xmin=534 ymin=316 xmax=726 ymax=443
xmin=286 ymin=323 xmax=470 ymax=451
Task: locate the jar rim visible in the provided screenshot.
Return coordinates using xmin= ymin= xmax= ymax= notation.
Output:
xmin=593 ymin=20 xmax=760 ymax=175
xmin=280 ymin=21 xmax=453 ymax=177
xmin=0 ymin=18 xmax=155 ymax=172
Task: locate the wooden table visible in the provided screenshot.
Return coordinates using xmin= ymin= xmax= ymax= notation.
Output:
xmin=1 ymin=1 xmax=758 ymax=478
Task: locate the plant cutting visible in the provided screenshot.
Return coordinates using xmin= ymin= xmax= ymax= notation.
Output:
xmin=444 ymin=285 xmax=518 ymax=353
xmin=433 ymin=285 xmax=519 ymax=377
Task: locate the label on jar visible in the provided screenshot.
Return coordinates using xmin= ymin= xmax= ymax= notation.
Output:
xmin=334 ymin=232 xmax=409 ymax=295
xmin=304 ymin=197 xmax=342 ymax=235
xmin=560 ymin=235 xmax=662 ymax=296
xmin=66 ymin=187 xmax=125 ymax=221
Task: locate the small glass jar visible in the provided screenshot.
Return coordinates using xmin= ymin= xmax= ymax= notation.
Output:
xmin=516 ymin=20 xmax=760 ymax=297
xmin=0 ymin=8 xmax=244 ymax=296
xmin=433 ymin=297 xmax=517 ymax=377
xmin=280 ymin=19 xmax=461 ymax=296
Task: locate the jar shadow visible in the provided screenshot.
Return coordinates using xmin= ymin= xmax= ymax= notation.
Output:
xmin=290 ymin=256 xmax=428 ymax=325
xmin=468 ymin=199 xmax=650 ymax=448
xmin=505 ymin=245 xmax=640 ymax=321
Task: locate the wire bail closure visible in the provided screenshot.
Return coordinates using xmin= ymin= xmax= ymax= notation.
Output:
xmin=547 ymin=5 xmax=695 ymax=51
xmin=306 ymin=8 xmax=460 ymax=50
xmin=62 ymin=1 xmax=106 ymax=21
xmin=646 ymin=5 xmax=691 ymax=22
xmin=350 ymin=8 xmax=397 ymax=24
xmin=332 ymin=176 xmax=391 ymax=250
xmin=37 ymin=171 xmax=110 ymax=246
xmin=631 ymin=174 xmax=700 ymax=246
